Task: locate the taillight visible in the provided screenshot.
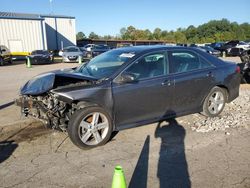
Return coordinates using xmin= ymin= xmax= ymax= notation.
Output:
xmin=235 ymin=66 xmax=241 ymax=73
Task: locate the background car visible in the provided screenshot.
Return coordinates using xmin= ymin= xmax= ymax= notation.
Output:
xmin=84 ymin=44 xmax=96 ymax=52
xmin=240 ymin=49 xmax=250 ymax=63
xmin=62 ymin=46 xmax=83 ymax=63
xmin=197 ymin=46 xmax=221 ymax=57
xmin=116 ymin=43 xmax=133 ymax=48
xmin=227 ymin=41 xmax=250 ymax=56
xmin=0 ymin=45 xmax=12 ymax=65
xmin=27 ymin=50 xmax=53 ymax=65
xmin=16 ymin=46 xmax=241 ymax=149
xmin=210 ymin=42 xmax=225 ymax=53
xmin=212 ymin=40 xmax=239 ymax=55
xmin=82 ymin=44 xmax=110 ymax=58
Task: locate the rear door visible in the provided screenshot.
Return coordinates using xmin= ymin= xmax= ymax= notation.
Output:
xmin=168 ymin=50 xmax=216 ymax=114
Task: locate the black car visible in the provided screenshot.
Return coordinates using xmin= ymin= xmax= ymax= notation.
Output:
xmin=83 ymin=45 xmax=110 ymax=58
xmin=15 ymin=46 xmax=241 ymax=149
xmin=197 ymin=46 xmax=221 ymax=57
xmin=240 ymin=49 xmax=250 ymax=64
xmin=227 ymin=47 xmax=245 ymax=57
xmin=28 ymin=50 xmax=53 ymax=65
xmin=0 ymin=45 xmax=12 ymax=65
xmin=240 ymin=49 xmax=250 ymax=83
xmin=212 ymin=41 xmax=239 ymax=55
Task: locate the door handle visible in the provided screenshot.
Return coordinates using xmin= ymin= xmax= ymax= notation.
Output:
xmin=162 ymin=79 xmax=172 ymax=86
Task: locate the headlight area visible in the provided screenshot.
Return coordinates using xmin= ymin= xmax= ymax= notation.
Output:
xmin=15 ymin=93 xmax=73 ymax=131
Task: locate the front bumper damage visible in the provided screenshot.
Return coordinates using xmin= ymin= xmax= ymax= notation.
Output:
xmin=15 ymin=96 xmax=33 ymax=116
xmin=15 ymin=94 xmax=71 ymax=130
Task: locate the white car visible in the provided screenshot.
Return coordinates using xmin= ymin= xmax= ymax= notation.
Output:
xmin=84 ymin=44 xmax=95 ymax=52
xmin=234 ymin=41 xmax=250 ymax=50
xmin=62 ymin=46 xmax=83 ymax=63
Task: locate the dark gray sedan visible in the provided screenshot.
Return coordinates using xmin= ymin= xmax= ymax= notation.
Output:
xmin=16 ymin=46 xmax=241 ymax=149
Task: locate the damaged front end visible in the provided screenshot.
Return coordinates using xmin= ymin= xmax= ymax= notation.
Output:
xmin=15 ymin=70 xmax=96 ymax=130
xmin=15 ymin=93 xmax=72 ymax=130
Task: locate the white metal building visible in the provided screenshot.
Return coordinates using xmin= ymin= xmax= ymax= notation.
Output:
xmin=0 ymin=12 xmax=76 ymax=53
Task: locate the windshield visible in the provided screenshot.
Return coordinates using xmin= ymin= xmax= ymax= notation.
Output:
xmin=75 ymin=49 xmax=136 ymax=79
xmin=31 ymin=50 xmax=49 ymax=55
xmin=93 ymin=45 xmax=109 ymax=50
xmin=64 ymin=47 xmax=79 ymax=52
xmin=239 ymin=41 xmax=247 ymax=45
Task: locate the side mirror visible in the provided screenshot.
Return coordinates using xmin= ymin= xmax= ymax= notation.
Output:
xmin=117 ymin=72 xmax=137 ymax=84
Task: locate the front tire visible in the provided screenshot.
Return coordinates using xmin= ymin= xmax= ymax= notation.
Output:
xmin=202 ymin=86 xmax=227 ymax=117
xmin=67 ymin=106 xmax=113 ymax=149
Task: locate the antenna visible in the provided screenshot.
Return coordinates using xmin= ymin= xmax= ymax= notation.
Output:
xmin=49 ymin=0 xmax=53 ymax=14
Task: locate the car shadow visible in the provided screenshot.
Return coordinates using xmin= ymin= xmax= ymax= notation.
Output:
xmin=129 ymin=135 xmax=150 ymax=188
xmin=0 ymin=140 xmax=18 ymax=163
xmin=155 ymin=118 xmax=191 ymax=188
xmin=129 ymin=118 xmax=191 ymax=188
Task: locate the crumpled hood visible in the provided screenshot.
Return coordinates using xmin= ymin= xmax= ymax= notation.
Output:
xmin=20 ymin=69 xmax=96 ymax=95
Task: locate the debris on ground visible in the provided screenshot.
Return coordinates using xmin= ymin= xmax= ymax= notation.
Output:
xmin=191 ymin=89 xmax=250 ymax=133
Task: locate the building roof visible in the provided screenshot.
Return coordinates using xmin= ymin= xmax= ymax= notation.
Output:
xmin=0 ymin=12 xmax=75 ymax=20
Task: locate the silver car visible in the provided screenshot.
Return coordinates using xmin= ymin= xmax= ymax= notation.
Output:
xmin=62 ymin=46 xmax=83 ymax=63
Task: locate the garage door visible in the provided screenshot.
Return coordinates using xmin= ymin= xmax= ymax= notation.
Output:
xmin=8 ymin=40 xmax=23 ymax=52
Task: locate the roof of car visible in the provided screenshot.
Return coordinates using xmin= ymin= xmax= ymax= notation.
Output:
xmin=114 ymin=45 xmax=193 ymax=53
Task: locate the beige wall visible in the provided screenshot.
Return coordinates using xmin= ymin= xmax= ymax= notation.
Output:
xmin=44 ymin=17 xmax=76 ymax=50
xmin=0 ymin=18 xmax=46 ymax=52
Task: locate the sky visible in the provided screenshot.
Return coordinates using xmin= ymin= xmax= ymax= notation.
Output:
xmin=1 ymin=0 xmax=250 ymax=36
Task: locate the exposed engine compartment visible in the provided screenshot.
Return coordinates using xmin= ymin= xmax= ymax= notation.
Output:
xmin=16 ymin=70 xmax=98 ymax=131
xmin=17 ymin=93 xmax=74 ymax=131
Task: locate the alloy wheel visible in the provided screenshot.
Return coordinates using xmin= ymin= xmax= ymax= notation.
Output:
xmin=78 ymin=112 xmax=109 ymax=145
xmin=208 ymin=91 xmax=225 ymax=114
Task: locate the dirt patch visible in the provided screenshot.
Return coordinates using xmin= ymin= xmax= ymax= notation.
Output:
xmin=190 ymin=88 xmax=250 ymax=132
xmin=0 ymin=121 xmax=54 ymax=144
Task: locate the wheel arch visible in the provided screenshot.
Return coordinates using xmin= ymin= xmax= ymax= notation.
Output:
xmin=72 ymin=100 xmax=116 ymax=131
xmin=74 ymin=100 xmax=99 ymax=109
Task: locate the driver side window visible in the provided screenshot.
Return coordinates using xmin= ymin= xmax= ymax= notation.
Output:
xmin=125 ymin=52 xmax=167 ymax=80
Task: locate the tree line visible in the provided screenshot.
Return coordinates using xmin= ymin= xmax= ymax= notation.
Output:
xmin=76 ymin=19 xmax=250 ymax=44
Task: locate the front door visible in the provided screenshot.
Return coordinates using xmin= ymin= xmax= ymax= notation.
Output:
xmin=112 ymin=51 xmax=174 ymax=128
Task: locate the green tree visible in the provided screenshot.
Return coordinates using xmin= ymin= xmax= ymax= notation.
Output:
xmin=84 ymin=18 xmax=249 ymax=43
xmin=89 ymin=32 xmax=99 ymax=39
xmin=153 ymin=28 xmax=162 ymax=40
xmin=240 ymin=23 xmax=250 ymax=40
xmin=174 ymin=31 xmax=187 ymax=43
xmin=76 ymin=32 xmax=86 ymax=40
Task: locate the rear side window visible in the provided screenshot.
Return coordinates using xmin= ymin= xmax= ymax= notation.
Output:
xmin=169 ymin=51 xmax=212 ymax=73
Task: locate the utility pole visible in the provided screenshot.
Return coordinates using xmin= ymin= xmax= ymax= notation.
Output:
xmin=49 ymin=0 xmax=53 ymax=14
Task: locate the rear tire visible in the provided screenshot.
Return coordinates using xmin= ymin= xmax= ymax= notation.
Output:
xmin=8 ymin=56 xmax=13 ymax=64
xmin=67 ymin=106 xmax=113 ymax=149
xmin=0 ymin=57 xmax=3 ymax=66
xmin=202 ymin=86 xmax=227 ymax=117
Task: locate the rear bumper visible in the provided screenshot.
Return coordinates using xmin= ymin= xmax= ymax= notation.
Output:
xmin=227 ymin=74 xmax=241 ymax=102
